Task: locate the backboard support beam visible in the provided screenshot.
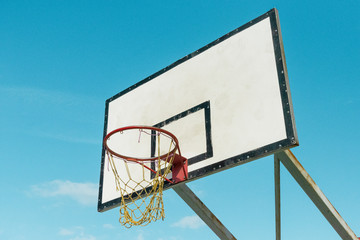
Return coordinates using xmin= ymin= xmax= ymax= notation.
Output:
xmin=173 ymin=151 xmax=358 ymax=240
xmin=274 ymin=156 xmax=281 ymax=240
xmin=275 ymin=150 xmax=358 ymax=240
xmin=173 ymin=184 xmax=237 ymax=240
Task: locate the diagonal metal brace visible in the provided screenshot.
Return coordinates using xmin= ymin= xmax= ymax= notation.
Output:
xmin=275 ymin=150 xmax=358 ymax=240
xmin=173 ymin=183 xmax=237 ymax=240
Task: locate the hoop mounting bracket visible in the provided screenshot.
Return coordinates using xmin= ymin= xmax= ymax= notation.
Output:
xmin=172 ymin=154 xmax=188 ymax=183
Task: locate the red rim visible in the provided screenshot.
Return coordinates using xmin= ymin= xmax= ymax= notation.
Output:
xmin=104 ymin=126 xmax=181 ymax=162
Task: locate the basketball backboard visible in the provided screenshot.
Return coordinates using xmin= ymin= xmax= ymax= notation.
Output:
xmin=98 ymin=8 xmax=298 ymax=212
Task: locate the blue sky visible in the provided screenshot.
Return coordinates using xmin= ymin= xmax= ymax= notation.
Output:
xmin=0 ymin=1 xmax=359 ymax=240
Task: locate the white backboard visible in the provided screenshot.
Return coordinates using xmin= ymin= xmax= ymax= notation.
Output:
xmin=98 ymin=9 xmax=298 ymax=212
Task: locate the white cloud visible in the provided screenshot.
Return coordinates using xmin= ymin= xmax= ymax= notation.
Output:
xmin=35 ymin=131 xmax=98 ymax=145
xmin=137 ymin=232 xmax=144 ymax=240
xmin=30 ymin=180 xmax=98 ymax=206
xmin=58 ymin=226 xmax=96 ymax=240
xmin=0 ymin=85 xmax=99 ymax=106
xmin=0 ymin=85 xmax=100 ymax=145
xmin=158 ymin=237 xmax=182 ymax=240
xmin=103 ymin=224 xmax=115 ymax=229
xmin=59 ymin=228 xmax=74 ymax=236
xmin=70 ymin=236 xmax=96 ymax=240
xmin=171 ymin=215 xmax=205 ymax=229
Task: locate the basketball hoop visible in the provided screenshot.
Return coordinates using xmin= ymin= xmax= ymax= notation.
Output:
xmin=103 ymin=126 xmax=188 ymax=227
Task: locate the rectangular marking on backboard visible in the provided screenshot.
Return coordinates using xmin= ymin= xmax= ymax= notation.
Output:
xmin=150 ymin=101 xmax=213 ymax=180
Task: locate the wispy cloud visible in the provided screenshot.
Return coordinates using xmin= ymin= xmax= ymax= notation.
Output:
xmin=70 ymin=237 xmax=96 ymax=240
xmin=58 ymin=226 xmax=96 ymax=240
xmin=35 ymin=131 xmax=99 ymax=145
xmin=171 ymin=215 xmax=205 ymax=229
xmin=157 ymin=236 xmax=182 ymax=240
xmin=103 ymin=224 xmax=115 ymax=229
xmin=0 ymin=85 xmax=101 ymax=144
xmin=59 ymin=228 xmax=74 ymax=236
xmin=30 ymin=180 xmax=98 ymax=206
xmin=0 ymin=85 xmax=99 ymax=106
xmin=137 ymin=232 xmax=144 ymax=240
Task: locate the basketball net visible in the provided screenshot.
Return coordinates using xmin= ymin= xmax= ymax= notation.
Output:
xmin=105 ymin=128 xmax=179 ymax=227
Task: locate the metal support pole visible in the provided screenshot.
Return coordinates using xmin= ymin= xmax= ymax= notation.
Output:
xmin=274 ymin=157 xmax=281 ymax=240
xmin=275 ymin=150 xmax=358 ymax=240
xmin=173 ymin=183 xmax=237 ymax=240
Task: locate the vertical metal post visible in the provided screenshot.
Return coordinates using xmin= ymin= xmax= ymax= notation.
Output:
xmin=274 ymin=156 xmax=281 ymax=240
xmin=173 ymin=183 xmax=237 ymax=240
xmin=275 ymin=150 xmax=358 ymax=240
